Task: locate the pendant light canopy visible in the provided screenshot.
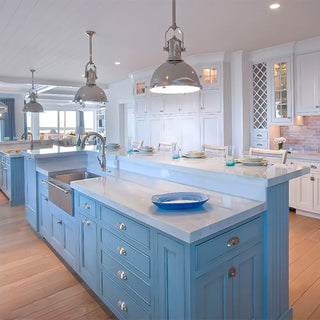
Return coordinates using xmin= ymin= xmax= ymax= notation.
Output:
xmin=74 ymin=31 xmax=107 ymax=107
xmin=0 ymin=102 xmax=8 ymax=120
xmin=23 ymin=69 xmax=44 ymax=113
xmin=150 ymin=0 xmax=201 ymax=94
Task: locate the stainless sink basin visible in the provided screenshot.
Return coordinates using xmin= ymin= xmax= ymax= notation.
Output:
xmin=51 ymin=170 xmax=100 ymax=185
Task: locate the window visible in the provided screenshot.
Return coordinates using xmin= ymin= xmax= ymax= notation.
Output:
xmin=59 ymin=111 xmax=76 ymax=136
xmin=83 ymin=111 xmax=94 ymax=132
xmin=274 ymin=62 xmax=288 ymax=119
xmin=39 ymin=110 xmax=58 ymax=139
xmin=26 ymin=112 xmax=32 ymax=131
xmin=136 ymin=82 xmax=146 ymax=95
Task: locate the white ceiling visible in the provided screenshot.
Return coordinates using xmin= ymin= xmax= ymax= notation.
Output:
xmin=0 ymin=0 xmax=319 ymax=87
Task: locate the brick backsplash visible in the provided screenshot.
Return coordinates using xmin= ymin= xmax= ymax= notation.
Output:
xmin=280 ymin=116 xmax=320 ymax=151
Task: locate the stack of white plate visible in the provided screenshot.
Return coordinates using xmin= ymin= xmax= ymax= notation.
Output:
xmin=106 ymin=143 xmax=120 ymax=151
xmin=139 ymin=146 xmax=154 ymax=153
xmin=242 ymin=155 xmax=267 ymax=166
xmin=182 ymin=151 xmax=205 ymax=158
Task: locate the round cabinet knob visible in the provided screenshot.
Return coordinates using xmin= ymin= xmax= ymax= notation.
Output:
xmin=117 ymin=222 xmax=126 ymax=230
xmin=117 ymin=270 xmax=127 ymax=280
xmin=117 ymin=246 xmax=127 ymax=256
xmin=83 ymin=203 xmax=90 ymax=209
xmin=227 ymin=236 xmax=240 ymax=247
xmin=57 ymin=220 xmax=62 ymax=225
xmin=228 ymin=267 xmax=237 ymax=279
xmin=117 ymin=300 xmax=128 ymax=312
xmin=311 ymin=165 xmax=318 ymax=169
xmin=44 ymin=197 xmax=48 ymax=201
xmin=311 ymin=176 xmax=315 ymax=181
xmin=83 ymin=218 xmax=90 ymax=226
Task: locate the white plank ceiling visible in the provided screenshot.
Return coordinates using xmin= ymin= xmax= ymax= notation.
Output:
xmin=0 ymin=0 xmax=319 ymax=87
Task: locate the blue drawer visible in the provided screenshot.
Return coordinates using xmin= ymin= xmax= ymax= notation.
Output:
xmin=79 ymin=194 xmax=96 ymax=218
xmin=101 ymin=249 xmax=151 ymax=305
xmin=100 ymin=205 xmax=150 ymax=249
xmin=101 ymin=272 xmax=150 ymax=320
xmin=101 ymin=228 xmax=150 ymax=278
xmin=196 ymin=217 xmax=263 ymax=270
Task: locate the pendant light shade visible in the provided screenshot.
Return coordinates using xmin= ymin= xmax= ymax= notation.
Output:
xmin=74 ymin=31 xmax=107 ymax=107
xmin=23 ymin=69 xmax=44 ymax=113
xmin=0 ymin=102 xmax=8 ymax=120
xmin=150 ymin=0 xmax=201 ymax=94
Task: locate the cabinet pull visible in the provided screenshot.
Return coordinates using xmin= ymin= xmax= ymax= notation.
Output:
xmin=44 ymin=197 xmax=48 ymax=201
xmin=117 ymin=270 xmax=127 ymax=280
xmin=316 ymin=106 xmax=320 ymax=108
xmin=117 ymin=246 xmax=127 ymax=256
xmin=257 ymin=143 xmax=262 ymax=146
xmin=227 ymin=236 xmax=240 ymax=247
xmin=117 ymin=222 xmax=126 ymax=230
xmin=311 ymin=165 xmax=318 ymax=169
xmin=311 ymin=176 xmax=315 ymax=181
xmin=83 ymin=203 xmax=90 ymax=209
xmin=57 ymin=220 xmax=62 ymax=225
xmin=83 ymin=218 xmax=90 ymax=226
xmin=257 ymin=134 xmax=262 ymax=137
xmin=117 ymin=300 xmax=128 ymax=312
xmin=228 ymin=267 xmax=237 ymax=279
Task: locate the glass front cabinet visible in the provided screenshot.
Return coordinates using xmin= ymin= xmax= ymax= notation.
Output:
xmin=269 ymin=57 xmax=293 ymax=125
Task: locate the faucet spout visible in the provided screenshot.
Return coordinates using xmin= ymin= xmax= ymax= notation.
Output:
xmin=80 ymin=131 xmax=106 ymax=171
xmin=21 ymin=131 xmax=34 ymax=149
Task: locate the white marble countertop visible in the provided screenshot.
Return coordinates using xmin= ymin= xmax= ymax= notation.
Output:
xmin=71 ymin=170 xmax=266 ymax=243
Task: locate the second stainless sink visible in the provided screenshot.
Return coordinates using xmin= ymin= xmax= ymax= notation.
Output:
xmin=51 ymin=170 xmax=100 ymax=185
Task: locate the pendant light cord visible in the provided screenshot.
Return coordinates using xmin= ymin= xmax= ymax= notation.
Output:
xmin=30 ymin=69 xmax=35 ymax=90
xmin=172 ymin=0 xmax=177 ymax=30
xmin=87 ymin=31 xmax=95 ymax=64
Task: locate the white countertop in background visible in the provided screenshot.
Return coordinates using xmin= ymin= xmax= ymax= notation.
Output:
xmin=71 ymin=170 xmax=266 ymax=243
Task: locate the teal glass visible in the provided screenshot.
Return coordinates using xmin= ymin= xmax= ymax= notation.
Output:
xmin=226 ymin=145 xmax=235 ymax=166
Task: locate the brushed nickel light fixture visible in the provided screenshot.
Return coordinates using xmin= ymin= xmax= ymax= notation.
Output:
xmin=74 ymin=31 xmax=107 ymax=107
xmin=150 ymin=0 xmax=201 ymax=94
xmin=0 ymin=102 xmax=8 ymax=120
xmin=23 ymin=69 xmax=44 ymax=113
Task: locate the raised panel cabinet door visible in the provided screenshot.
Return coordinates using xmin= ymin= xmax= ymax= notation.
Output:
xmin=50 ymin=209 xmax=63 ymax=253
xmin=289 ymin=178 xmax=298 ymax=208
xmin=313 ymin=175 xmax=320 ymax=213
xmin=232 ymin=243 xmax=263 ymax=320
xmin=39 ymin=193 xmax=50 ymax=240
xmin=80 ymin=214 xmax=98 ymax=291
xmin=201 ymin=89 xmax=221 ymax=113
xmin=149 ymin=118 xmax=163 ymax=149
xmin=5 ymin=164 xmax=11 ymax=195
xmin=179 ymin=116 xmax=200 ymax=152
xmin=296 ymin=52 xmax=320 ymax=114
xmin=295 ymin=175 xmax=314 ymax=212
xmin=196 ymin=260 xmax=233 ymax=320
xmin=135 ymin=118 xmax=149 ymax=145
xmin=156 ymin=234 xmax=186 ymax=320
xmin=62 ymin=216 xmax=78 ymax=271
xmin=134 ymin=98 xmax=147 ymax=116
xmin=162 ymin=118 xmax=177 ymax=144
xmin=164 ymin=95 xmax=180 ymax=113
xmin=180 ymin=91 xmax=200 ymax=113
xmin=149 ymin=94 xmax=164 ymax=114
xmin=201 ymin=115 xmax=223 ymax=147
xmin=24 ymin=157 xmax=37 ymax=210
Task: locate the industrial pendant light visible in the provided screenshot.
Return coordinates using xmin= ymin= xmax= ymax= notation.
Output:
xmin=74 ymin=31 xmax=107 ymax=107
xmin=150 ymin=0 xmax=201 ymax=94
xmin=23 ymin=69 xmax=43 ymax=113
xmin=0 ymin=102 xmax=8 ymax=120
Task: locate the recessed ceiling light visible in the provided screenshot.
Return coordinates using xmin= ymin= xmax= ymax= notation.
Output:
xmin=115 ymin=62 xmax=120 ymax=65
xmin=81 ymin=74 xmax=85 ymax=77
xmin=270 ymin=2 xmax=280 ymax=9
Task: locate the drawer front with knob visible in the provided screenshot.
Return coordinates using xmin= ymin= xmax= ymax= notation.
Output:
xmin=195 ymin=217 xmax=262 ymax=270
xmin=101 ymin=228 xmax=150 ymax=277
xmin=101 ymin=272 xmax=150 ymax=319
xmin=102 ymin=250 xmax=151 ymax=304
xmin=100 ymin=205 xmax=150 ymax=249
xmin=79 ymin=195 xmax=96 ymax=218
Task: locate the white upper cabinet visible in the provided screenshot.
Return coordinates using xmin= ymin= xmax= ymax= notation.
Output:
xmin=164 ymin=95 xmax=181 ymax=114
xmin=296 ymin=52 xmax=320 ymax=115
xmin=149 ymin=94 xmax=164 ymax=114
xmin=134 ymin=98 xmax=147 ymax=116
xmin=179 ymin=92 xmax=199 ymax=114
xmin=201 ymin=89 xmax=222 ymax=114
xmin=269 ymin=58 xmax=293 ymax=125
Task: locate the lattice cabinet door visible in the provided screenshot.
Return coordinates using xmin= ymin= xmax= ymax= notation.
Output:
xmin=251 ymin=63 xmax=269 ymax=149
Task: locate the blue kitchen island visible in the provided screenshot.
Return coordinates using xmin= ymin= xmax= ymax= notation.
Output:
xmin=22 ymin=147 xmax=309 ymax=320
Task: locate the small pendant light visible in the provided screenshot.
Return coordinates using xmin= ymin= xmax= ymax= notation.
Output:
xmin=150 ymin=0 xmax=201 ymax=94
xmin=23 ymin=69 xmax=44 ymax=113
xmin=74 ymin=31 xmax=107 ymax=107
xmin=0 ymin=102 xmax=8 ymax=120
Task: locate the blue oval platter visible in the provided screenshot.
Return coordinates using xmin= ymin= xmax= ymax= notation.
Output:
xmin=151 ymin=192 xmax=210 ymax=210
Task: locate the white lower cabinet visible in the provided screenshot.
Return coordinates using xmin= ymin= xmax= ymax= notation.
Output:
xmin=200 ymin=115 xmax=223 ymax=147
xmin=179 ymin=116 xmax=201 ymax=152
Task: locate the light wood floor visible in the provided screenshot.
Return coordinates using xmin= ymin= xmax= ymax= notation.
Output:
xmin=0 ymin=192 xmax=116 ymax=320
xmin=1 ymin=191 xmax=320 ymax=320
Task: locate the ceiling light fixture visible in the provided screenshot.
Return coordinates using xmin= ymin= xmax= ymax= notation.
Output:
xmin=115 ymin=62 xmax=120 ymax=65
xmin=23 ymin=69 xmax=44 ymax=113
xmin=74 ymin=31 xmax=107 ymax=107
xmin=270 ymin=2 xmax=280 ymax=9
xmin=150 ymin=0 xmax=201 ymax=94
xmin=0 ymin=102 xmax=8 ymax=120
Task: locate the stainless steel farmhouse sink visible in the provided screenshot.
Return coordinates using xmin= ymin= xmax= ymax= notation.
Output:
xmin=42 ymin=169 xmax=101 ymax=216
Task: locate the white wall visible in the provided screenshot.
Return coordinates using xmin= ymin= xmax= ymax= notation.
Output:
xmin=105 ymin=78 xmax=133 ymax=143
xmin=0 ymin=92 xmax=25 ymax=138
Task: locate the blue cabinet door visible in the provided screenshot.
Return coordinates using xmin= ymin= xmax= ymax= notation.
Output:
xmin=50 ymin=208 xmax=63 ymax=253
xmin=62 ymin=215 xmax=78 ymax=272
xmin=156 ymin=233 xmax=186 ymax=320
xmin=232 ymin=243 xmax=263 ymax=320
xmin=79 ymin=213 xmax=98 ymax=292
xmin=39 ymin=193 xmax=50 ymax=240
xmin=196 ymin=259 xmax=233 ymax=320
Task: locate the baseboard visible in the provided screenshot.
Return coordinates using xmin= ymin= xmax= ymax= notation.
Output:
xmin=279 ymin=307 xmax=293 ymax=320
xmin=296 ymin=209 xmax=320 ymax=220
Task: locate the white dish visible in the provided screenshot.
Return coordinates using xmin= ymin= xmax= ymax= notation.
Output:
xmin=242 ymin=160 xmax=267 ymax=166
xmin=183 ymin=154 xmax=205 ymax=159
